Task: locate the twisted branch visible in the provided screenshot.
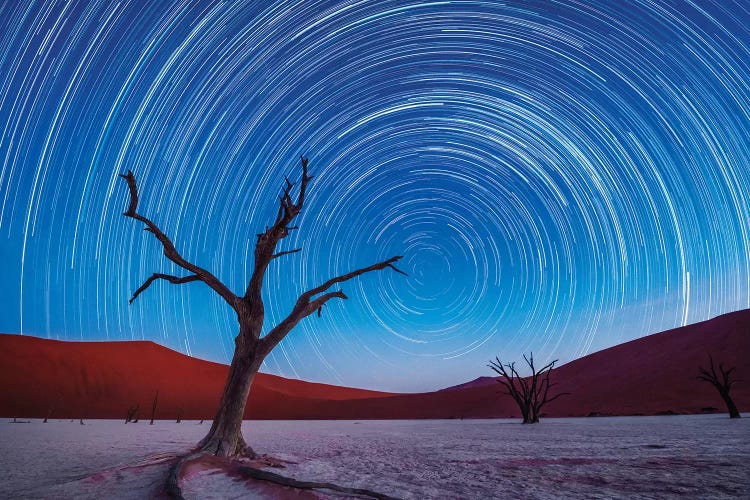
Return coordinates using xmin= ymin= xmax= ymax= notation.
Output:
xmin=260 ymin=257 xmax=405 ymax=356
xmin=244 ymin=157 xmax=313 ymax=304
xmin=272 ymin=248 xmax=302 ymax=259
xmin=698 ymin=354 xmax=737 ymax=391
xmin=120 ymin=171 xmax=238 ymax=308
xmin=129 ymin=273 xmax=201 ymax=304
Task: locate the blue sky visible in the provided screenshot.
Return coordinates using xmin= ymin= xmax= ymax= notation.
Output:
xmin=1 ymin=0 xmax=748 ymax=392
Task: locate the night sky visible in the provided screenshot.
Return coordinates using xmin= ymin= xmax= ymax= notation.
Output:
xmin=1 ymin=0 xmax=748 ymax=392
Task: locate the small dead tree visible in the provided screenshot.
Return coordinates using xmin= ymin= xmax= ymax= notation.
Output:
xmin=125 ymin=404 xmax=139 ymax=423
xmin=488 ymin=353 xmax=567 ymax=423
xmin=45 ymin=396 xmax=61 ymax=423
xmin=176 ymin=408 xmax=183 ymax=423
xmin=120 ymin=157 xmax=405 ymax=457
xmin=698 ymin=355 xmax=741 ymax=418
xmin=150 ymin=390 xmax=159 ymax=425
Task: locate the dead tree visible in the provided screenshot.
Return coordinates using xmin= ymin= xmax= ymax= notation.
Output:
xmin=150 ymin=390 xmax=159 ymax=425
xmin=488 ymin=353 xmax=567 ymax=423
xmin=120 ymin=157 xmax=405 ymax=457
xmin=125 ymin=404 xmax=139 ymax=423
xmin=44 ymin=396 xmax=60 ymax=423
xmin=698 ymin=355 xmax=741 ymax=418
xmin=176 ymin=408 xmax=183 ymax=423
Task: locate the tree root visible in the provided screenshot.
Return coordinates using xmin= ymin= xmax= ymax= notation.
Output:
xmin=232 ymin=464 xmax=402 ymax=499
xmin=165 ymin=451 xmax=400 ymax=500
xmin=165 ymin=452 xmax=196 ymax=500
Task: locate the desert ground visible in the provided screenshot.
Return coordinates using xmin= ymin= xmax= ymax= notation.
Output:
xmin=1 ymin=415 xmax=747 ymax=499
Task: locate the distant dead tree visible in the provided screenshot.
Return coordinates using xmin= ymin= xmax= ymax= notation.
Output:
xmin=120 ymin=157 xmax=405 ymax=457
xmin=176 ymin=408 xmax=183 ymax=423
xmin=488 ymin=353 xmax=567 ymax=424
xmin=44 ymin=396 xmax=60 ymax=423
xmin=149 ymin=390 xmax=159 ymax=425
xmin=125 ymin=405 xmax=139 ymax=423
xmin=698 ymin=354 xmax=741 ymax=418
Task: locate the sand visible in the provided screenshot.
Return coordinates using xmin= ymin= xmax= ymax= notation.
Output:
xmin=1 ymin=415 xmax=748 ymax=499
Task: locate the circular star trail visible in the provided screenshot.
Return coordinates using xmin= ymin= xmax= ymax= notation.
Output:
xmin=1 ymin=0 xmax=748 ymax=391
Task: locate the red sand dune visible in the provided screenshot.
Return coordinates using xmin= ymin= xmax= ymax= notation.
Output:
xmin=0 ymin=309 xmax=748 ymax=420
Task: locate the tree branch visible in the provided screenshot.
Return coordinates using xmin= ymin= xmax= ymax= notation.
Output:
xmin=525 ymin=353 xmax=538 ymax=404
xmin=698 ymin=353 xmax=737 ymax=392
xmin=129 ymin=273 xmax=201 ymax=304
xmin=269 ymin=157 xmax=312 ymax=232
xmin=272 ymin=248 xmax=302 ymax=260
xmin=489 ymin=358 xmax=525 ymax=406
xmin=387 ymin=263 xmax=408 ymax=276
xmin=543 ymin=391 xmax=570 ymax=404
xmin=245 ymin=157 xmax=313 ymax=303
xmin=119 ymin=170 xmax=238 ymax=308
xmin=258 ymin=257 xmax=403 ymax=356
xmin=298 ymin=256 xmax=405 ymax=303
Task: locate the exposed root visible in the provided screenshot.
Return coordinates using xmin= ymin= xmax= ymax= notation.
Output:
xmin=232 ymin=463 xmax=402 ymax=499
xmin=79 ymin=452 xmax=180 ymax=483
xmin=165 ymin=451 xmax=278 ymax=499
xmin=166 ymin=452 xmax=400 ymax=500
xmin=165 ymin=453 xmax=196 ymax=500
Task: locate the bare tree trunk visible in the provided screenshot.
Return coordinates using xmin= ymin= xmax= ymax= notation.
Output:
xmin=150 ymin=390 xmax=159 ymax=425
xmin=196 ymin=338 xmax=261 ymax=456
xmin=125 ymin=404 xmax=139 ymax=423
xmin=520 ymin=406 xmax=530 ymax=424
xmin=720 ymin=390 xmax=741 ymax=419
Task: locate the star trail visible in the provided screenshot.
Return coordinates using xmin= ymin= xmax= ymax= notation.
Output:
xmin=1 ymin=0 xmax=748 ymax=391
